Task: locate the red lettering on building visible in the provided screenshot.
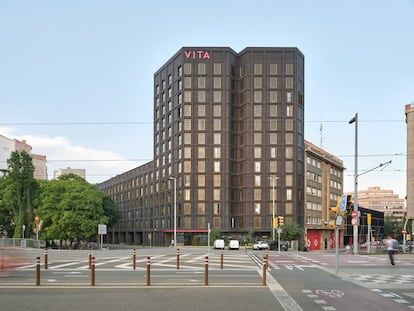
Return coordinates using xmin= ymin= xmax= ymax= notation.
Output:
xmin=184 ymin=50 xmax=211 ymax=60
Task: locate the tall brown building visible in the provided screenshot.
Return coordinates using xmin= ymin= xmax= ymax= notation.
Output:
xmin=99 ymin=47 xmax=305 ymax=246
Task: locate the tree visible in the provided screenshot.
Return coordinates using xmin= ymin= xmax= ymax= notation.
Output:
xmin=384 ymin=215 xmax=403 ymax=240
xmin=3 ymin=151 xmax=39 ymax=238
xmin=36 ymin=174 xmax=109 ymax=247
xmin=280 ymin=222 xmax=304 ymax=241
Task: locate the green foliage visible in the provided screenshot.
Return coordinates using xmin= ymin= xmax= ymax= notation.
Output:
xmin=384 ymin=215 xmax=403 ymax=239
xmin=209 ymin=229 xmax=221 ymax=244
xmin=1 ymin=151 xmax=39 ymax=238
xmin=36 ymin=173 xmax=110 ymax=242
xmin=280 ymin=222 xmax=304 ymax=241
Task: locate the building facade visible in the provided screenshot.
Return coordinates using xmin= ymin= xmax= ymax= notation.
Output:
xmin=304 ymin=140 xmax=345 ymax=250
xmin=351 ymin=186 xmax=405 ymax=220
xmin=54 ymin=167 xmax=86 ymax=180
xmin=0 ymin=134 xmax=47 ymax=180
xmin=406 ymin=104 xmax=414 ymax=220
xmin=99 ymin=47 xmax=305 ymax=246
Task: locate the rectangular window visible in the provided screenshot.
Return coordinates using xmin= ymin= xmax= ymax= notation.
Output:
xmin=198 ymin=77 xmax=205 ymax=89
xmin=178 ymin=65 xmax=182 ymax=76
xmin=254 ymin=105 xmax=262 ymax=117
xmin=214 ymin=119 xmax=221 ymax=131
xmin=286 ymin=133 xmax=293 ymax=144
xmin=213 ymin=105 xmax=221 ymax=116
xmin=184 ymin=77 xmax=192 ymax=88
xmin=286 ymin=77 xmax=293 ymax=89
xmin=286 ymin=63 xmax=293 ymax=75
xmin=270 ymin=147 xmax=276 ymax=158
xmin=270 ymin=91 xmax=278 ymax=103
xmin=184 ymin=133 xmax=191 ymax=144
xmin=270 ymin=104 xmax=277 ymax=116
xmin=198 ymin=160 xmax=205 ymax=172
xmin=184 ymin=63 xmax=191 ymax=74
xmin=213 ymin=174 xmax=221 ymax=187
xmin=198 ymin=188 xmax=205 ymax=200
xmin=214 ymin=189 xmax=220 ymax=200
xmin=254 ymin=119 xmax=261 ymax=131
xmin=254 ymin=147 xmax=261 ymax=158
xmin=269 ymin=133 xmax=277 ymax=144
xmin=213 ymin=77 xmax=221 ymax=89
xmin=198 ymin=133 xmax=205 ymax=144
xmin=254 ymin=91 xmax=262 ymax=103
xmin=285 ymin=119 xmax=293 ymax=131
xmin=214 ymin=63 xmax=222 ymax=75
xmin=184 ymin=91 xmax=191 ymax=103
xmin=184 ymin=119 xmax=191 ymax=131
xmin=269 ymin=161 xmax=277 ymax=173
xmin=269 ymin=119 xmax=277 ymax=130
xmin=254 ymin=63 xmax=262 ymax=75
xmin=198 ymin=63 xmax=206 ymax=75
xmin=254 ymin=77 xmax=262 ymax=89
xmin=214 ymin=147 xmax=221 ymax=158
xmin=254 ymin=133 xmax=261 ymax=144
xmin=270 ymin=63 xmax=278 ymax=75
xmin=198 ymin=91 xmax=206 ymax=103
xmin=214 ymin=133 xmax=221 ymax=144
xmin=198 ymin=203 xmax=205 ymax=214
xmin=270 ymin=77 xmax=277 ymax=89
xmin=213 ymin=91 xmax=221 ymax=103
xmin=198 ymin=119 xmax=205 ymax=130
xmin=214 ymin=161 xmax=220 ymax=172
xmin=287 ymin=92 xmax=292 ymax=103
xmin=255 ymin=161 xmax=261 ymax=172
xmin=254 ymin=203 xmax=261 ymax=214
xmin=198 ymin=104 xmax=205 ymax=116
xmin=286 ymin=105 xmax=293 ymax=117
xmin=184 ymin=189 xmax=190 ymax=200
xmin=254 ymin=189 xmax=261 ymax=200
xmin=184 ymin=147 xmax=191 ymax=158
xmin=198 ymin=174 xmax=205 ymax=187
xmin=255 ymin=175 xmax=261 ymax=186
xmin=198 ymin=147 xmax=205 ymax=158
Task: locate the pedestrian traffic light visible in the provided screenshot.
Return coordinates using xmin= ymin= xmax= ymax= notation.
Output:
xmin=278 ymin=216 xmax=284 ymax=226
xmin=273 ymin=217 xmax=279 ymax=228
xmin=329 ymin=197 xmax=341 ymax=214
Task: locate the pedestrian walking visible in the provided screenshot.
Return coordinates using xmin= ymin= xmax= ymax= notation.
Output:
xmin=385 ymin=236 xmax=397 ymax=266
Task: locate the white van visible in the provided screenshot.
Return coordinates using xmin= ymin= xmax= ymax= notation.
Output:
xmin=214 ymin=239 xmax=225 ymax=249
xmin=228 ymin=240 xmax=240 ymax=250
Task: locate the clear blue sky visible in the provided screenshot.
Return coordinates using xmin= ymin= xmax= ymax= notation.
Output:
xmin=0 ymin=0 xmax=413 ymax=199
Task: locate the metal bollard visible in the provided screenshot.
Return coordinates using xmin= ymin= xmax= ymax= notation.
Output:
xmin=204 ymin=256 xmax=209 ymax=286
xmin=262 ymin=256 xmax=268 ymax=286
xmin=91 ymin=256 xmax=95 ymax=286
xmin=220 ymin=251 xmax=224 ymax=270
xmin=35 ymin=257 xmax=41 ymax=286
xmin=44 ymin=248 xmax=48 ymax=270
xmin=176 ymin=248 xmax=180 ymax=270
xmin=132 ymin=249 xmax=136 ymax=270
xmin=88 ymin=247 xmax=93 ymax=270
xmin=146 ymin=256 xmax=151 ymax=286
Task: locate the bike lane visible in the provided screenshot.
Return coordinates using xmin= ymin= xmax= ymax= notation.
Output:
xmin=267 ymin=253 xmax=409 ymax=311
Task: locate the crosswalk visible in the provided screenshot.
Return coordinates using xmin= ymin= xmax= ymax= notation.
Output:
xmin=14 ymin=253 xmax=260 ymax=271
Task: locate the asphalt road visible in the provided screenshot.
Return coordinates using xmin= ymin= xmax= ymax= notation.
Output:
xmin=2 ymin=247 xmax=414 ymax=311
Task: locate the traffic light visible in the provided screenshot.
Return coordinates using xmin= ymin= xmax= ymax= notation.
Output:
xmin=278 ymin=216 xmax=284 ymax=226
xmin=273 ymin=217 xmax=279 ymax=228
xmin=345 ymin=195 xmax=353 ymax=215
xmin=329 ymin=197 xmax=341 ymax=214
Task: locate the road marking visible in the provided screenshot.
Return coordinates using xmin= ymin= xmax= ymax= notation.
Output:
xmin=264 ymin=270 xmax=303 ymax=311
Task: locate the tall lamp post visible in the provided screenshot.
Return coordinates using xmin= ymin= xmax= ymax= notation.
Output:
xmin=349 ymin=113 xmax=359 ymax=254
xmin=269 ymin=176 xmax=279 ymax=241
xmin=169 ymin=176 xmax=177 ymax=249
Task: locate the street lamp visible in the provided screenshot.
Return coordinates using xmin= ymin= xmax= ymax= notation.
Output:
xmin=349 ymin=113 xmax=359 ymax=254
xmin=169 ymin=176 xmax=177 ymax=249
xmin=269 ymin=176 xmax=279 ymax=241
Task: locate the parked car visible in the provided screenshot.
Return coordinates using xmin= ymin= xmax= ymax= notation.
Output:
xmin=269 ymin=240 xmax=289 ymax=251
xmin=213 ymin=239 xmax=225 ymax=249
xmin=252 ymin=241 xmax=269 ymax=250
xmin=228 ymin=240 xmax=240 ymax=250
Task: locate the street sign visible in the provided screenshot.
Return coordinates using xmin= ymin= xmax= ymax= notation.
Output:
xmin=351 ymin=211 xmax=357 ymax=219
xmin=402 ymin=229 xmax=407 ymax=234
xmin=351 ymin=218 xmax=357 ymax=225
xmin=339 ymin=194 xmax=347 ymax=212
xmin=98 ymin=224 xmax=107 ymax=235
